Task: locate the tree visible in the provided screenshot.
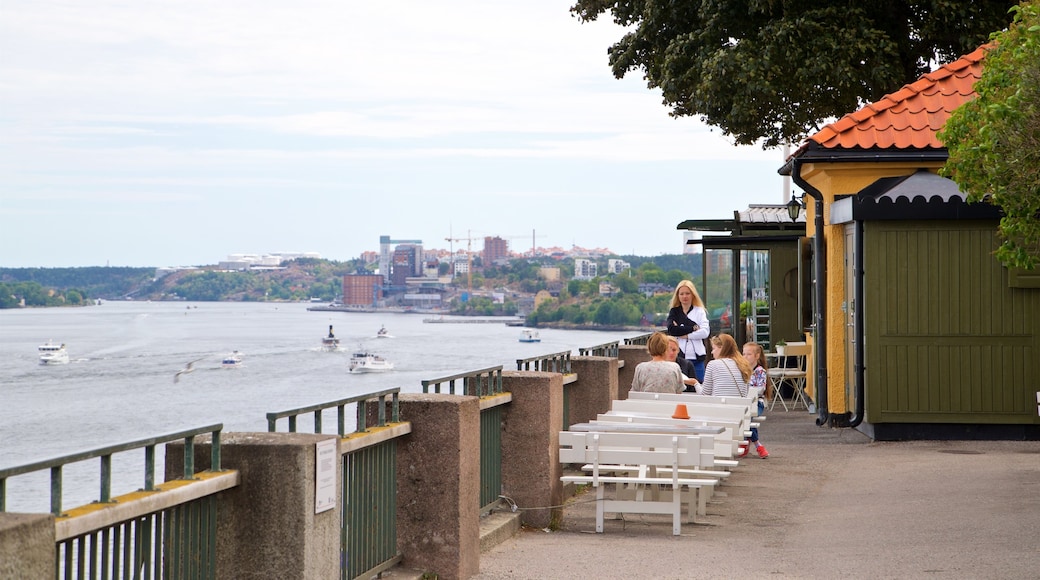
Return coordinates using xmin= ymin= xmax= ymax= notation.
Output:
xmin=941 ymin=1 xmax=1040 ymax=269
xmin=570 ymin=0 xmax=1016 ymax=147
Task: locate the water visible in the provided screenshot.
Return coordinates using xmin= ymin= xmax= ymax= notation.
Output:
xmin=0 ymin=301 xmax=629 ymax=512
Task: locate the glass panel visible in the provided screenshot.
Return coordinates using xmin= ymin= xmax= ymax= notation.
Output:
xmin=741 ymin=250 xmax=770 ymax=347
xmin=703 ymin=249 xmax=734 ymax=337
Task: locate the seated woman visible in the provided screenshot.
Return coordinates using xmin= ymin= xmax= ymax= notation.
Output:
xmin=665 ymin=336 xmax=701 ymax=392
xmin=699 ymin=333 xmax=752 ymax=397
xmin=630 ymin=332 xmax=685 ymax=394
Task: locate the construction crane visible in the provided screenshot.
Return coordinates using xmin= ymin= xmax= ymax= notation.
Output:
xmin=445 ymin=230 xmax=479 ymax=294
xmin=502 ymin=229 xmax=546 ymax=257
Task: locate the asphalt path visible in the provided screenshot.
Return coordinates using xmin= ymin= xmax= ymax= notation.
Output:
xmin=474 ymin=410 xmax=1040 ymax=580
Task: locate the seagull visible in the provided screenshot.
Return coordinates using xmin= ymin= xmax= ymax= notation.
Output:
xmin=174 ymin=358 xmax=204 ymax=383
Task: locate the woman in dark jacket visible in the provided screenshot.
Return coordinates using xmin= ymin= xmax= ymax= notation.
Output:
xmin=665 ymin=279 xmax=710 ymax=382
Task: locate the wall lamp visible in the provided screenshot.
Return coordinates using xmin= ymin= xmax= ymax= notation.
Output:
xmin=786 ymin=194 xmax=803 ymax=222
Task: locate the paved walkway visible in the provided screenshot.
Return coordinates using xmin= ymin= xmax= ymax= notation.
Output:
xmin=474 ymin=410 xmax=1040 ymax=579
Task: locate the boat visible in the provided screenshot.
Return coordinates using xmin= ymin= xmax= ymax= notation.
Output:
xmin=376 ymin=325 xmax=391 ymax=338
xmin=222 ymin=350 xmax=244 ymax=367
xmin=518 ymin=329 xmax=541 ymax=343
xmin=38 ymin=341 xmax=69 ymax=365
xmin=349 ymin=351 xmax=394 ymax=373
xmin=321 ymin=325 xmax=340 ymax=352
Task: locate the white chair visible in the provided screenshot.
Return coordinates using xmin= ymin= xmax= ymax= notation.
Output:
xmin=767 ymin=344 xmax=810 ymax=411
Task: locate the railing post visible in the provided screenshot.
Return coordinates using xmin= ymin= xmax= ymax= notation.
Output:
xmin=395 ymin=394 xmax=480 ymax=578
xmin=569 ymin=355 xmax=620 ymax=427
xmin=165 ymin=433 xmax=340 ymax=578
xmin=500 ymin=370 xmax=564 ymax=529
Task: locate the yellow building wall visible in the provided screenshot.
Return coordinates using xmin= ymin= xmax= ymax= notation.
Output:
xmin=798 ymin=161 xmax=942 ymax=415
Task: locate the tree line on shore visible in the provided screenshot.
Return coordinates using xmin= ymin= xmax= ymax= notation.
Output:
xmin=0 ymin=255 xmax=717 ymax=327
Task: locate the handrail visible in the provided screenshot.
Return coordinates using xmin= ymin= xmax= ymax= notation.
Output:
xmin=266 ymin=387 xmax=401 ymax=435
xmin=0 ymin=423 xmax=223 ymax=516
xmin=578 ymin=341 xmax=619 ymax=357
xmin=422 ymin=366 xmax=503 ymax=396
xmin=516 ymin=350 xmax=572 ymax=373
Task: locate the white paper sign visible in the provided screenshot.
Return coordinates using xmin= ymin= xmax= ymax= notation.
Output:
xmin=315 ymin=438 xmax=337 ymax=514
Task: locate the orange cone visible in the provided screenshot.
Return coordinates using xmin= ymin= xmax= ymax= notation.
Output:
xmin=672 ymin=404 xmax=690 ymax=420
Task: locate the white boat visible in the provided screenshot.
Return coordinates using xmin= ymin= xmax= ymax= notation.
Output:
xmin=376 ymin=325 xmax=392 ymax=338
xmin=38 ymin=341 xmax=69 ymax=365
xmin=519 ymin=329 xmax=541 ymax=343
xmin=349 ymin=351 xmax=394 ymax=373
xmin=321 ymin=325 xmax=340 ymax=352
xmin=222 ymin=350 xmax=244 ymax=367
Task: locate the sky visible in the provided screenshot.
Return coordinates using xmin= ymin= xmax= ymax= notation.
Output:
xmin=0 ymin=1 xmax=791 ymax=268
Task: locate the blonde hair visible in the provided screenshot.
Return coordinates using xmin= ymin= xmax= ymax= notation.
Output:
xmin=669 ymin=280 xmax=705 ymax=309
xmin=646 ymin=332 xmax=671 ymax=357
xmin=743 ymin=342 xmax=768 ymax=371
xmin=711 ymin=333 xmax=752 ymax=382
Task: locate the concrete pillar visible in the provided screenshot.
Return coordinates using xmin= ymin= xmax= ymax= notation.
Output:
xmin=568 ymin=356 xmax=618 ymax=426
xmin=0 ymin=513 xmax=54 ymax=578
xmin=618 ymin=344 xmax=650 ymax=400
xmin=396 ymin=393 xmax=480 ymax=580
xmin=500 ymin=371 xmax=563 ymax=529
xmin=165 ymin=432 xmax=340 ymax=579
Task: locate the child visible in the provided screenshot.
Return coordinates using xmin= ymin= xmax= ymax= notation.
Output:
xmin=740 ymin=342 xmax=770 ymax=458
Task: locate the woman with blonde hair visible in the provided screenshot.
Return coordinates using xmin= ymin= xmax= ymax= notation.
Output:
xmin=699 ymin=333 xmax=751 ymax=397
xmin=665 ymin=280 xmax=710 ymax=382
xmin=740 ymin=341 xmax=769 ymax=458
xmin=630 ymin=332 xmax=685 ymax=394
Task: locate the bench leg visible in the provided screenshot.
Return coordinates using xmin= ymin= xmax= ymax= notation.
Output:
xmin=595 ymin=484 xmax=606 ymax=533
xmin=672 ymin=486 xmax=682 ymax=535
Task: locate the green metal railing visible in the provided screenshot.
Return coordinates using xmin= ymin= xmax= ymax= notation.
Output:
xmin=479 ymin=404 xmax=504 ymax=510
xmin=421 ymin=366 xmax=503 ymax=396
xmin=0 ymin=424 xmax=225 ymax=580
xmin=624 ymin=333 xmax=654 ymax=346
xmin=515 ymin=350 xmax=571 ymax=373
xmin=343 ymin=439 xmax=399 ymax=580
xmin=265 ymin=388 xmax=401 ymax=435
xmin=578 ymin=340 xmax=619 ymax=357
xmin=0 ymin=424 xmax=223 ymax=516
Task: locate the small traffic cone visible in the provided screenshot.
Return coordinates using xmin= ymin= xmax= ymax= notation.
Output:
xmin=672 ymin=404 xmax=690 ymax=419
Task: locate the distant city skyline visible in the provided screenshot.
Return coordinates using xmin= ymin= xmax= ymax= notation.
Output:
xmin=0 ymin=1 xmax=789 ymax=268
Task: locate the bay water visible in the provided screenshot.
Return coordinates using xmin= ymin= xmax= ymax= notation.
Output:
xmin=0 ymin=301 xmax=631 ymax=512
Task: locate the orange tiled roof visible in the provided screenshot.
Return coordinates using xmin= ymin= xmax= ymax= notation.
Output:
xmin=810 ymin=45 xmax=989 ymax=149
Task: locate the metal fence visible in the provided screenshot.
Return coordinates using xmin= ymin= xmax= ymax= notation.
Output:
xmin=515 ymin=350 xmax=572 ymax=373
xmin=266 ymin=388 xmax=406 ymax=580
xmin=577 ymin=340 xmax=620 ymax=357
xmin=623 ymin=333 xmax=654 ymax=346
xmin=0 ymin=424 xmax=228 ymax=580
xmin=421 ymin=366 xmax=504 ymax=396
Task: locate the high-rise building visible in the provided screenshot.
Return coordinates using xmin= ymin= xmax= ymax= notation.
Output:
xmin=483 ymin=236 xmax=509 ymax=266
xmin=391 ymin=244 xmax=421 ymax=287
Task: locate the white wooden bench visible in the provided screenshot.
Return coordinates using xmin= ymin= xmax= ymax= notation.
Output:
xmin=608 ymin=399 xmax=756 ymax=440
xmin=627 ymin=390 xmax=765 ymax=417
xmin=591 ymin=414 xmax=743 ymax=466
xmin=559 ymin=431 xmax=719 ymax=535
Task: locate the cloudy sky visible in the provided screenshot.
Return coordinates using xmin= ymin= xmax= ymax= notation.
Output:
xmin=0 ymin=1 xmax=790 ymax=268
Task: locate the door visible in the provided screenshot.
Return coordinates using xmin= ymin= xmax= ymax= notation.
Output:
xmin=843 ymin=223 xmax=858 ymax=413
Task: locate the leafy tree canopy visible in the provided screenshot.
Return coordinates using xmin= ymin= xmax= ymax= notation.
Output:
xmin=571 ymin=0 xmax=1016 ymax=147
xmin=941 ymin=1 xmax=1040 ymax=269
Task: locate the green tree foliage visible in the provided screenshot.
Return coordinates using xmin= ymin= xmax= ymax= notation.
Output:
xmin=941 ymin=1 xmax=1040 ymax=269
xmin=570 ymin=0 xmax=1015 ymax=147
xmin=0 ymin=267 xmax=154 ymax=299
xmin=0 ymin=281 xmax=88 ymax=307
